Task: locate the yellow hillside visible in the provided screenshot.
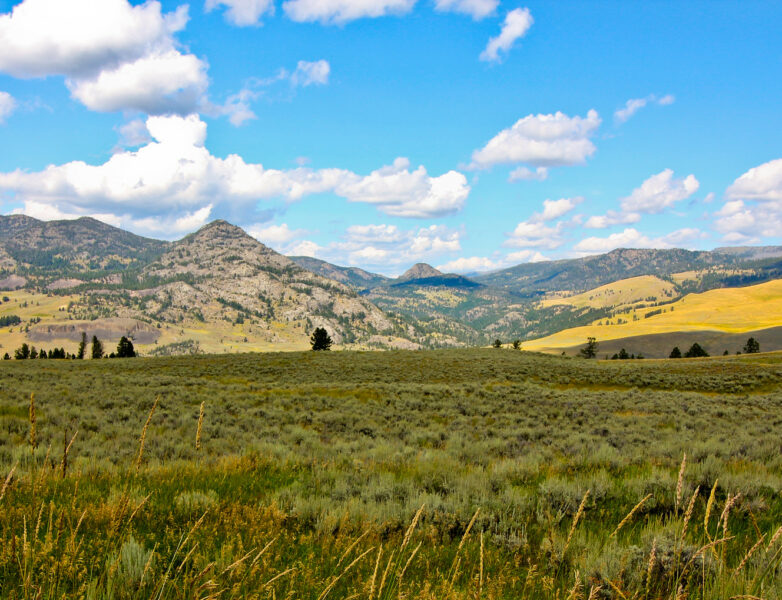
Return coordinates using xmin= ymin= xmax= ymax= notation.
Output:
xmin=540 ymin=275 xmax=677 ymax=310
xmin=0 ymin=290 xmax=81 ymax=356
xmin=0 ymin=289 xmax=313 ymax=355
xmin=525 ymin=278 xmax=782 ymax=351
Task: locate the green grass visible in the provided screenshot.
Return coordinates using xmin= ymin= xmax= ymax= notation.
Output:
xmin=1 ymin=349 xmax=782 ymax=598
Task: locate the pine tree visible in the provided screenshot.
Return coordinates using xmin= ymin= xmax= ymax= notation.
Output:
xmin=684 ymin=342 xmax=709 ymax=358
xmin=579 ymin=337 xmax=598 ymax=359
xmin=669 ymin=346 xmax=682 ymax=359
xmin=91 ymin=336 xmax=104 ymax=359
xmin=743 ymin=337 xmax=760 ymax=354
xmin=77 ymin=332 xmax=87 ymax=359
xmin=493 ymin=339 xmax=502 ymax=348
xmin=14 ymin=343 xmax=30 ymax=360
xmin=310 ymin=327 xmax=332 ymax=351
xmin=116 ymin=336 xmax=136 ymax=358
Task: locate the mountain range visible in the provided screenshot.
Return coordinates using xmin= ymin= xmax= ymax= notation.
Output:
xmin=2 ymin=214 xmax=782 ymax=356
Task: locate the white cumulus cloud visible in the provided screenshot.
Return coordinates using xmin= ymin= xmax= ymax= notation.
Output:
xmin=0 ymin=0 xmax=214 ymax=116
xmin=620 ymin=169 xmax=699 ymax=214
xmin=205 ymin=0 xmax=275 ymax=26
xmin=504 ymin=220 xmax=564 ymax=250
xmin=436 ymin=256 xmax=500 ymax=273
xmin=508 ymin=166 xmax=548 ymax=182
xmin=434 ymin=0 xmax=497 ymax=20
xmin=479 ymin=7 xmax=533 ymax=63
xmin=502 ymin=198 xmax=582 ymax=250
xmin=334 ymin=157 xmax=469 ymax=218
xmin=470 ymin=110 xmax=601 ymax=170
xmin=534 ymin=197 xmax=582 ymax=222
xmin=67 ymin=50 xmax=209 ymax=115
xmin=505 ymin=249 xmax=547 ymax=263
xmin=584 ymin=210 xmax=640 ymax=229
xmin=343 ymin=223 xmax=405 ymax=243
xmin=0 ymin=0 xmax=188 ymax=78
xmin=726 ymin=158 xmax=782 ymax=203
xmin=287 ymin=239 xmax=322 ymax=257
xmin=0 ymin=115 xmax=470 ymax=234
xmin=614 ymin=94 xmax=675 ymax=124
xmin=586 ymin=169 xmax=699 ymax=229
xmin=291 ymin=60 xmax=331 ymax=87
xmin=573 ymin=227 xmax=702 ymax=254
xmin=307 ymin=223 xmax=462 ymax=273
xmin=282 ymin=0 xmax=416 ymax=24
xmin=0 ymin=91 xmax=16 ymax=123
xmin=714 ymin=159 xmax=782 ymax=242
xmin=247 ymin=223 xmax=307 ymax=246
xmin=116 ymin=119 xmax=153 ymax=148
xmin=437 ymin=248 xmax=548 ymax=274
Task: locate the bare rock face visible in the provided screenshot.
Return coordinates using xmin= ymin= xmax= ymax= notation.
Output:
xmin=29 ymin=318 xmax=160 ymax=344
xmin=0 ymin=274 xmax=27 ymax=290
xmin=47 ymin=278 xmax=83 ymax=290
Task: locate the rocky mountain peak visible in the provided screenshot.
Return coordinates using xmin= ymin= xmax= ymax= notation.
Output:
xmin=149 ymin=219 xmax=292 ymax=278
xmin=192 ymin=219 xmax=250 ymax=240
xmin=398 ymin=263 xmax=443 ymax=281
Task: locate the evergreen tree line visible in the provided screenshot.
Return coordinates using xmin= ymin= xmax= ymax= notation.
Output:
xmin=0 ymin=314 xmax=22 ymax=327
xmin=579 ymin=336 xmax=763 ymax=360
xmin=609 ymin=348 xmax=644 ymax=360
xmin=6 ymin=333 xmax=136 ymax=360
xmin=669 ymin=337 xmax=761 ymax=359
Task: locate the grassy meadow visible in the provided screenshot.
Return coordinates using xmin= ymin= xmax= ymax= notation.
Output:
xmin=1 ymin=349 xmax=782 ymax=598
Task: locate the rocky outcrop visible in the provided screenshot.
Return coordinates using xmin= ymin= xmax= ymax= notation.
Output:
xmin=29 ymin=318 xmax=160 ymax=343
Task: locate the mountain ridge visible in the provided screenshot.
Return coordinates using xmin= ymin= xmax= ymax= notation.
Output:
xmin=3 ymin=214 xmax=782 ymax=353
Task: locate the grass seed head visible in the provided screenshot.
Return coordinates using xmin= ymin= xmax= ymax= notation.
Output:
xmin=675 ymin=452 xmax=686 ymax=512
xmin=29 ymin=392 xmax=37 ymax=454
xmin=611 ymin=494 xmax=652 ymax=538
xmin=196 ymin=401 xmax=204 ymax=451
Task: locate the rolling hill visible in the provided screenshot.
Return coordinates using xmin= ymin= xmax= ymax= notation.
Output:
xmin=523 ymin=278 xmax=782 ymax=356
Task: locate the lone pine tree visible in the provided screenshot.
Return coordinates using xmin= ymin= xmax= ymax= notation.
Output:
xmin=579 ymin=337 xmax=598 ymax=359
xmin=310 ymin=327 xmax=332 ymax=351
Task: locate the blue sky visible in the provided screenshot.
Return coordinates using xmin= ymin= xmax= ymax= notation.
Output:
xmin=0 ymin=0 xmax=781 ymax=275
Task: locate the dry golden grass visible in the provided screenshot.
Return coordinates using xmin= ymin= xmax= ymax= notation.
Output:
xmin=525 ymin=278 xmax=782 ymax=351
xmin=540 ymin=275 xmax=677 ymax=311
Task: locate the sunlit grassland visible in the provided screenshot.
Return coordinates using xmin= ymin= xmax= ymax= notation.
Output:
xmin=525 ymin=278 xmax=782 ymax=351
xmin=539 ymin=275 xmax=677 ymax=311
xmin=1 ymin=349 xmax=781 ymax=598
